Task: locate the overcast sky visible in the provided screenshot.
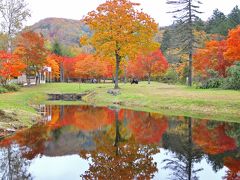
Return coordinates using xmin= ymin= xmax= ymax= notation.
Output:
xmin=25 ymin=0 xmax=240 ymax=26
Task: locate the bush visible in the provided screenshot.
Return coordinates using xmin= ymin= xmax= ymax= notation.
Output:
xmin=0 ymin=86 xmax=8 ymax=94
xmin=196 ymin=69 xmax=224 ymax=89
xmin=222 ymin=62 xmax=240 ymax=90
xmin=3 ymin=83 xmax=20 ymax=92
xmin=198 ymin=78 xmax=223 ymax=89
xmin=162 ymin=68 xmax=178 ymax=84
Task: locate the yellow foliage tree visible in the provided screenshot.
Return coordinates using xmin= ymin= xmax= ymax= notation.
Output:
xmin=83 ymin=0 xmax=159 ymax=89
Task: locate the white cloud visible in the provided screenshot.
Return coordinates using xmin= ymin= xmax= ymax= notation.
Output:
xmin=25 ymin=0 xmax=240 ymax=26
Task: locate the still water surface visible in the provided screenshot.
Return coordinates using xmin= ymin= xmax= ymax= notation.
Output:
xmin=0 ymin=105 xmax=239 ymax=180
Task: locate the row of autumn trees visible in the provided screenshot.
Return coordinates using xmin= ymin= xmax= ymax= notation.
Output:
xmin=0 ymin=29 xmax=168 ymax=85
xmin=194 ymin=26 xmax=240 ymax=77
xmin=192 ymin=25 xmax=240 ymax=89
xmin=1 ymin=0 xmax=239 ymax=89
xmin=160 ymin=4 xmax=240 ymax=89
xmin=0 ymin=0 xmax=169 ymax=87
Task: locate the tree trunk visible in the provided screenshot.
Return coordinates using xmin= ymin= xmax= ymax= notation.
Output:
xmin=188 ymin=52 xmax=193 ymax=86
xmin=188 ymin=0 xmax=193 ymax=87
xmin=148 ymin=73 xmax=151 ymax=84
xmin=124 ymin=65 xmax=127 ymax=84
xmin=7 ymin=39 xmax=12 ymax=53
xmin=114 ymin=53 xmax=121 ymax=89
xmin=114 ymin=110 xmax=121 ymax=156
xmin=187 ymin=117 xmax=193 ymax=180
xmin=7 ymin=26 xmax=12 ymax=53
xmin=26 ymin=74 xmax=31 ymax=86
xmin=60 ymin=62 xmax=64 ymax=82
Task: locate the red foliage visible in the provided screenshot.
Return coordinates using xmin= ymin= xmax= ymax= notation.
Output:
xmin=47 ymin=106 xmax=118 ymax=131
xmin=74 ymin=54 xmax=114 ymax=79
xmin=224 ymin=25 xmax=240 ymax=61
xmin=194 ymin=26 xmax=240 ymax=77
xmin=14 ymin=31 xmax=47 ymax=74
xmin=127 ymin=49 xmax=168 ymax=79
xmin=127 ymin=111 xmax=168 ymax=144
xmin=193 ymin=121 xmax=237 ymax=155
xmin=0 ymin=51 xmax=26 ymax=83
xmin=63 ymin=56 xmax=80 ymax=79
xmin=193 ymin=40 xmax=229 ymax=77
xmin=223 ymin=157 xmax=240 ymax=180
xmin=45 ymin=54 xmax=60 ymax=79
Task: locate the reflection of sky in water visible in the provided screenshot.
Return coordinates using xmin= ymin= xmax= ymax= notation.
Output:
xmin=153 ymin=148 xmax=227 ymax=180
xmin=28 ymin=155 xmax=89 ymax=180
xmin=152 ymin=149 xmax=228 ymax=180
xmin=0 ymin=105 xmax=239 ymax=179
xmin=24 ymin=148 xmax=229 ymax=180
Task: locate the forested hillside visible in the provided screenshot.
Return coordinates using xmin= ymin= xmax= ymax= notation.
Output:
xmin=27 ymin=18 xmax=91 ymax=47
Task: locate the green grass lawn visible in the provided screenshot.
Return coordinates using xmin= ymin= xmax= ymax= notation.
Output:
xmin=0 ymin=82 xmax=240 ymax=128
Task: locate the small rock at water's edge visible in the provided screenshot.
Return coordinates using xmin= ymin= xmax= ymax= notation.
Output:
xmin=107 ymin=89 xmax=120 ymax=96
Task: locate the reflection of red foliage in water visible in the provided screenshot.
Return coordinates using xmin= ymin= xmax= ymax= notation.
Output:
xmin=193 ymin=121 xmax=237 ymax=155
xmin=127 ymin=111 xmax=168 ymax=144
xmin=223 ymin=157 xmax=240 ymax=180
xmin=0 ymin=107 xmax=169 ymax=161
xmin=0 ymin=125 xmax=48 ymax=159
xmin=47 ymin=106 xmax=126 ymax=132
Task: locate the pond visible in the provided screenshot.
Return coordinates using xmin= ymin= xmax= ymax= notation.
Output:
xmin=0 ymin=105 xmax=239 ymax=180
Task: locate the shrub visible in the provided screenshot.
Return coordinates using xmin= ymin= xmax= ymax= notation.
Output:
xmin=162 ymin=68 xmax=178 ymax=84
xmin=196 ymin=69 xmax=224 ymax=89
xmin=222 ymin=62 xmax=240 ymax=90
xmin=198 ymin=78 xmax=223 ymax=89
xmin=3 ymin=83 xmax=20 ymax=92
xmin=0 ymin=86 xmax=8 ymax=93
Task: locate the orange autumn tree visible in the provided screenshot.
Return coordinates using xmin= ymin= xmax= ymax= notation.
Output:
xmin=83 ymin=0 xmax=159 ymax=89
xmin=0 ymin=51 xmax=25 ymax=85
xmin=193 ymin=26 xmax=240 ymax=78
xmin=14 ymin=31 xmax=48 ymax=84
xmin=193 ymin=40 xmax=229 ymax=77
xmin=224 ymin=25 xmax=240 ymax=61
xmin=63 ymin=56 xmax=80 ymax=81
xmin=45 ymin=54 xmax=60 ymax=80
xmin=136 ymin=49 xmax=168 ymax=84
xmin=75 ymin=54 xmax=113 ymax=81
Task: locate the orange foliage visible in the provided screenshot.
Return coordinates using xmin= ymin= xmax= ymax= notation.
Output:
xmin=193 ymin=121 xmax=237 ymax=155
xmin=194 ymin=26 xmax=240 ymax=77
xmin=45 ymin=54 xmax=60 ymax=79
xmin=63 ymin=56 xmax=79 ymax=79
xmin=0 ymin=51 xmax=26 ymax=83
xmin=127 ymin=111 xmax=168 ymax=144
xmin=224 ymin=25 xmax=240 ymax=61
xmin=74 ymin=54 xmax=114 ymax=79
xmin=14 ymin=31 xmax=48 ymax=75
xmin=223 ymin=157 xmax=240 ymax=180
xmin=83 ymin=0 xmax=158 ymax=88
xmin=193 ymin=40 xmax=228 ymax=77
xmin=46 ymin=106 xmax=116 ymax=131
xmin=127 ymin=49 xmax=168 ymax=79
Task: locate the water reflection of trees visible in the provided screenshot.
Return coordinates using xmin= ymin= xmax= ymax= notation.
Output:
xmin=193 ymin=120 xmax=240 ymax=179
xmin=0 ymin=106 xmax=239 ymax=179
xmin=80 ymin=110 xmax=160 ymax=179
xmin=162 ymin=117 xmax=240 ymax=180
xmin=162 ymin=117 xmax=204 ymax=180
xmin=0 ymin=145 xmax=32 ymax=180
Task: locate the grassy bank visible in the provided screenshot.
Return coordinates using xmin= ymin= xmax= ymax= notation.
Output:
xmin=0 ymin=82 xmax=240 ymax=128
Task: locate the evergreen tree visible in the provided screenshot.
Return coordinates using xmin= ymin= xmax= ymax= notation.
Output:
xmin=227 ymin=6 xmax=240 ymax=29
xmin=206 ymin=9 xmax=228 ymax=36
xmin=166 ymin=0 xmax=203 ymax=86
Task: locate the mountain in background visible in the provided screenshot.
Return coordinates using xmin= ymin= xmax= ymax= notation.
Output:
xmin=27 ymin=18 xmax=91 ymax=47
